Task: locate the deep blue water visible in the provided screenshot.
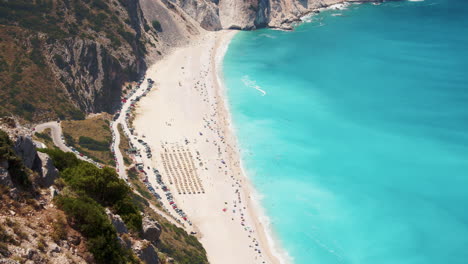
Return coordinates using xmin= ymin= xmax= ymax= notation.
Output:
xmin=222 ymin=1 xmax=468 ymax=263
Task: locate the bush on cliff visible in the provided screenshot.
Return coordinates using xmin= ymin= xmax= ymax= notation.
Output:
xmin=56 ymin=195 xmax=138 ymax=264
xmin=40 ymin=148 xmax=80 ymax=171
xmin=41 ymin=148 xmax=142 ymax=232
xmin=39 ymin=148 xmax=143 ymax=262
xmin=0 ymin=130 xmax=30 ymax=187
xmin=152 ymin=20 xmax=162 ymax=32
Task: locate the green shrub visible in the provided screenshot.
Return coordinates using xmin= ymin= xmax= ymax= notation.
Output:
xmin=117 ymin=28 xmax=135 ymax=45
xmin=51 ymin=215 xmax=68 ymax=242
xmin=152 ymin=20 xmax=162 ymax=32
xmin=63 ymin=165 xmax=142 ymax=231
xmin=29 ymin=38 xmax=45 ymax=67
xmin=63 ymin=133 xmax=76 ymax=148
xmin=35 ymin=131 xmax=52 ymax=142
xmin=45 ymin=149 xmax=142 ymax=233
xmin=39 ymin=148 xmax=80 ymax=171
xmin=0 ymin=130 xmax=30 ymax=187
xmin=114 ymin=197 xmax=142 ymax=232
xmin=78 ymin=136 xmax=109 ymax=151
xmin=67 ymin=108 xmax=85 ymax=120
xmin=21 ymin=102 xmax=36 ymax=113
xmin=92 ymin=0 xmax=108 ymax=10
xmin=56 ymin=195 xmax=138 ymax=264
xmin=53 ymin=54 xmax=66 ymax=68
xmin=63 ymin=164 xmax=129 ymax=205
xmin=74 ymin=0 xmax=90 ymax=22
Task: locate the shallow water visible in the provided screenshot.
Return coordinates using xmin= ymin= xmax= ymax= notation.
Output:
xmin=223 ymin=1 xmax=468 ymax=263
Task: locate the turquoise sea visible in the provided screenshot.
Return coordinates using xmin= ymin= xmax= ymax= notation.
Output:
xmin=222 ymin=0 xmax=468 ymax=263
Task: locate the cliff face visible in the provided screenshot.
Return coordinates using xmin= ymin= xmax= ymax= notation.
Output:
xmin=168 ymin=0 xmax=377 ymax=30
xmin=47 ymin=38 xmax=140 ymax=114
xmin=0 ymin=0 xmax=158 ymax=121
xmin=44 ymin=0 xmax=153 ymax=115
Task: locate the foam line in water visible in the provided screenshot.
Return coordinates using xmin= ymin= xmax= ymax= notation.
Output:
xmin=242 ymin=75 xmax=267 ymax=96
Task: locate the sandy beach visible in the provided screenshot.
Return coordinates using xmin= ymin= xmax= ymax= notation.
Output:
xmin=133 ymin=30 xmax=284 ymax=264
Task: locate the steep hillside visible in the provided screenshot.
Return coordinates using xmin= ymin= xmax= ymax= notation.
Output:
xmin=162 ymin=0 xmax=379 ymax=30
xmin=0 ymin=0 xmax=158 ymax=122
xmin=0 ymin=125 xmax=208 ymax=264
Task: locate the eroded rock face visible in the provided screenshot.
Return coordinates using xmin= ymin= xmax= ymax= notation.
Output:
xmin=169 ymin=0 xmax=222 ymax=30
xmin=132 ymin=240 xmax=159 ymax=264
xmin=12 ymin=136 xmax=59 ymax=188
xmin=13 ymin=136 xmax=38 ymax=170
xmin=171 ymin=0 xmax=377 ymax=30
xmin=47 ymin=38 xmax=142 ymax=114
xmin=142 ymin=216 xmax=162 ymax=244
xmin=40 ymin=0 xmax=150 ymax=116
xmin=105 ymin=209 xmax=129 ymax=234
xmin=36 ymin=152 xmax=59 ymax=188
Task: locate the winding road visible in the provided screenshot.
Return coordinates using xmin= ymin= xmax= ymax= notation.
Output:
xmin=35 ymin=121 xmax=70 ymax=152
xmin=34 ymin=79 xmax=190 ymax=230
xmin=35 ymin=121 xmax=100 ymax=165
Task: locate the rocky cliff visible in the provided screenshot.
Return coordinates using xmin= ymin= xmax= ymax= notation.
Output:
xmin=45 ymin=0 xmax=152 ymax=114
xmin=0 ymin=0 xmax=159 ymax=121
xmin=163 ymin=0 xmax=379 ymax=30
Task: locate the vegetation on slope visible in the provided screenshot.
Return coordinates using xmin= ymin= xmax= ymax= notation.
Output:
xmin=1 ymin=126 xmax=208 ymax=263
xmin=43 ymin=148 xmax=208 ymax=264
xmin=0 ymin=27 xmax=84 ymax=122
xmin=0 ymin=129 xmax=90 ymax=263
xmin=0 ymin=186 xmax=91 ymax=263
xmin=61 ymin=115 xmax=114 ymax=165
xmin=140 ymin=202 xmax=208 ymax=264
xmin=127 ymin=167 xmax=208 ymax=264
xmin=33 ymin=128 xmax=55 ymax=149
xmin=0 ymin=130 xmax=30 ymax=187
xmin=41 ymin=148 xmax=141 ymax=263
xmin=118 ymin=123 xmax=132 ymax=165
xmin=0 ymin=0 xmax=155 ymax=122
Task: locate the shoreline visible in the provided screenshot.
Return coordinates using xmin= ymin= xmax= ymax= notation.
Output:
xmin=213 ymin=31 xmax=292 ymax=264
xmin=133 ymin=30 xmax=286 ymax=264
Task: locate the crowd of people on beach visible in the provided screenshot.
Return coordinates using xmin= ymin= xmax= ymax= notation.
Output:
xmin=112 ymin=37 xmax=270 ymax=263
xmin=184 ymin=46 xmax=269 ymax=263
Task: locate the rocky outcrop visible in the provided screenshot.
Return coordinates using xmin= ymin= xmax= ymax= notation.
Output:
xmin=132 ymin=240 xmax=159 ymax=264
xmin=142 ymin=216 xmax=162 ymax=244
xmin=166 ymin=0 xmax=378 ymax=30
xmin=13 ymin=136 xmax=38 ymax=170
xmin=36 ymin=152 xmax=59 ymax=188
xmin=105 ymin=209 xmax=129 ymax=234
xmin=168 ymin=0 xmax=222 ymax=30
xmin=47 ymin=38 xmax=141 ymax=114
xmin=12 ymin=136 xmax=58 ymax=187
xmin=44 ymin=0 xmax=151 ymax=115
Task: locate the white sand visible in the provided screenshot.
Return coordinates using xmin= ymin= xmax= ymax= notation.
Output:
xmin=133 ymin=30 xmax=284 ymax=264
